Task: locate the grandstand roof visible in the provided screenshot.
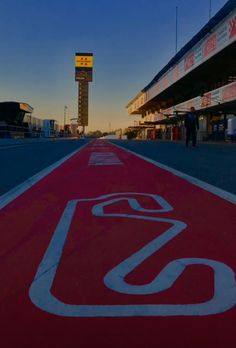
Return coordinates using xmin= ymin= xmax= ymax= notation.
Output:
xmin=143 ymin=0 xmax=236 ymax=92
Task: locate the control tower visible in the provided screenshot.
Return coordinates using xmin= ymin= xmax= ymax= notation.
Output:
xmin=75 ymin=52 xmax=93 ymax=134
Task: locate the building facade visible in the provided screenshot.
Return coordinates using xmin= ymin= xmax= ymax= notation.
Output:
xmin=127 ymin=0 xmax=236 ymax=142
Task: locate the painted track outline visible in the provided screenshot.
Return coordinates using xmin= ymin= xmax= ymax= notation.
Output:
xmin=29 ymin=193 xmax=236 ymax=317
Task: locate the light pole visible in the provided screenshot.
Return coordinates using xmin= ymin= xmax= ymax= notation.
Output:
xmin=175 ymin=6 xmax=178 ymax=54
xmin=64 ymin=105 xmax=68 ymax=136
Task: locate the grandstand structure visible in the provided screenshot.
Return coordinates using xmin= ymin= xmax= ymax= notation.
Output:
xmin=0 ymin=102 xmax=62 ymax=138
xmin=0 ymin=102 xmax=34 ymax=138
xmin=126 ymin=0 xmax=236 ymax=141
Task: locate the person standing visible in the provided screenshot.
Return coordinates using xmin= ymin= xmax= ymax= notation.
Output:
xmin=184 ymin=106 xmax=199 ymax=147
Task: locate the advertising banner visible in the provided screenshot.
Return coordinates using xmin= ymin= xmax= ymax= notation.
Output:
xmin=203 ymin=33 xmax=217 ymax=58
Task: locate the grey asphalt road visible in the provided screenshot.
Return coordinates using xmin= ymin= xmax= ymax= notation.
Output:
xmin=111 ymin=140 xmax=236 ymax=195
xmin=0 ymin=139 xmax=90 ymax=195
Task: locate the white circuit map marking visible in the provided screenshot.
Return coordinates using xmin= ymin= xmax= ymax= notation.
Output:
xmin=29 ymin=193 xmax=236 ymax=317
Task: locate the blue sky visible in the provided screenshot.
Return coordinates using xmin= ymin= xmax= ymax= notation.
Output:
xmin=0 ymin=0 xmax=228 ymax=131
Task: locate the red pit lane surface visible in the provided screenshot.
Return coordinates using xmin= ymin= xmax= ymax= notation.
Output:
xmin=0 ymin=139 xmax=236 ymax=348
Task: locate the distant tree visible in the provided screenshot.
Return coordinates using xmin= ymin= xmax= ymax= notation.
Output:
xmin=86 ymin=130 xmax=103 ymax=138
xmin=124 ymin=129 xmax=139 ymax=139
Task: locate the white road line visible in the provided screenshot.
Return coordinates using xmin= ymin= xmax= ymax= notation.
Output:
xmin=0 ymin=144 xmax=29 ymax=149
xmin=0 ymin=142 xmax=90 ymax=210
xmin=111 ymin=142 xmax=236 ymax=205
